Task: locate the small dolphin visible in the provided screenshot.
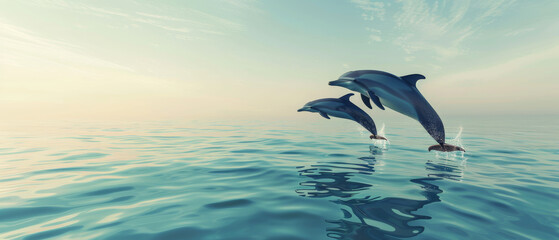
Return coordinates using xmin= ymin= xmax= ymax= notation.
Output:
xmin=329 ymin=70 xmax=464 ymax=152
xmin=298 ymin=93 xmax=387 ymax=140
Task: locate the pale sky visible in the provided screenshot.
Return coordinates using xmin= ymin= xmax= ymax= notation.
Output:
xmin=1 ymin=0 xmax=558 ymax=121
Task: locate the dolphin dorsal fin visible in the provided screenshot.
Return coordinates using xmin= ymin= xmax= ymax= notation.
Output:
xmin=400 ymin=74 xmax=425 ymax=86
xmin=339 ymin=93 xmax=354 ymax=102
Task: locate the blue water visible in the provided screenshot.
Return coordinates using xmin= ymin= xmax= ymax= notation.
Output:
xmin=1 ymin=117 xmax=558 ymax=240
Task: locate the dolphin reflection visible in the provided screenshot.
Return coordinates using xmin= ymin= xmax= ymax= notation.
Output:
xmin=296 ymin=150 xmax=466 ymax=239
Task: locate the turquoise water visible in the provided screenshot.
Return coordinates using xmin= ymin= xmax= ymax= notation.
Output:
xmin=1 ymin=117 xmax=558 ymax=239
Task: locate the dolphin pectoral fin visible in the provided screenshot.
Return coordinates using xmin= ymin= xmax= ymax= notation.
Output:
xmin=400 ymin=74 xmax=425 ymax=87
xmin=368 ymin=91 xmax=385 ymax=110
xmin=318 ymin=111 xmax=330 ymax=119
xmin=361 ymin=94 xmax=372 ymax=109
xmin=428 ymin=144 xmax=465 ymax=152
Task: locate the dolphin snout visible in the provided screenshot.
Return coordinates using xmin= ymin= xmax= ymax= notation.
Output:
xmin=329 ymin=79 xmax=351 ymax=86
xmin=297 ymin=108 xmax=305 ymax=112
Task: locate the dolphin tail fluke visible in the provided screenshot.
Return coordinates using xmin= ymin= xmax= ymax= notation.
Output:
xmin=370 ymin=134 xmax=388 ymax=141
xmin=428 ymin=143 xmax=465 ymax=152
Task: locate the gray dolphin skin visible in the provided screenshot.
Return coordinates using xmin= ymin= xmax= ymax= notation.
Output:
xmin=328 ymin=70 xmax=464 ymax=152
xmin=298 ymin=93 xmax=387 ymax=140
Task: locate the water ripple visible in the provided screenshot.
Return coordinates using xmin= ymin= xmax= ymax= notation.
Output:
xmin=0 ymin=119 xmax=558 ymax=239
xmin=204 ymin=199 xmax=253 ymax=209
xmin=0 ymin=207 xmax=70 ymax=222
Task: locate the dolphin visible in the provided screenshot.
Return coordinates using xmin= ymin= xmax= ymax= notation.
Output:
xmin=298 ymin=93 xmax=387 ymax=140
xmin=328 ymin=70 xmax=464 ymax=152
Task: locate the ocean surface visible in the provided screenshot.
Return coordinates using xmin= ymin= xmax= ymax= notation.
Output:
xmin=1 ymin=117 xmax=558 ymax=240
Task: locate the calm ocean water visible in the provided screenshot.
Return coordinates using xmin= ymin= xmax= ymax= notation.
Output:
xmin=1 ymin=117 xmax=558 ymax=240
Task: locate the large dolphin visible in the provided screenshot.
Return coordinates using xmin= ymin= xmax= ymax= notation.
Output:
xmin=298 ymin=93 xmax=387 ymax=140
xmin=328 ymin=70 xmax=464 ymax=152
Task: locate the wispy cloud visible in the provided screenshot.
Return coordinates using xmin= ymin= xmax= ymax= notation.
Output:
xmin=150 ymin=24 xmax=191 ymax=34
xmin=351 ymin=0 xmax=515 ymax=61
xmin=86 ymin=6 xmax=129 ymax=17
xmin=221 ymin=0 xmax=263 ymax=14
xmin=135 ymin=12 xmax=188 ymax=22
xmin=366 ymin=27 xmax=382 ymax=42
xmin=24 ymin=0 xmax=250 ymax=39
xmin=351 ymin=0 xmax=386 ymax=21
xmin=505 ymin=27 xmax=535 ymax=37
xmin=0 ymin=21 xmax=132 ymax=72
xmin=428 ymin=45 xmax=559 ymax=112
xmin=439 ymin=45 xmax=559 ymax=83
xmin=186 ymin=8 xmax=245 ymax=32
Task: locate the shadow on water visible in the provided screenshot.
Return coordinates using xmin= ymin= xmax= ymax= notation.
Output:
xmin=296 ymin=146 xmax=466 ymax=240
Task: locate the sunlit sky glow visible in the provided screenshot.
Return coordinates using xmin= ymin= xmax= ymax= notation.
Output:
xmin=1 ymin=0 xmax=558 ymax=121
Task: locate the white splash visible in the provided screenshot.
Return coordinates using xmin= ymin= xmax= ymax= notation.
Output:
xmin=371 ymin=123 xmax=390 ymax=151
xmin=378 ymin=123 xmax=385 ymax=136
xmin=427 ymin=127 xmax=468 ymax=181
xmin=435 ymin=126 xmax=466 ymax=162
